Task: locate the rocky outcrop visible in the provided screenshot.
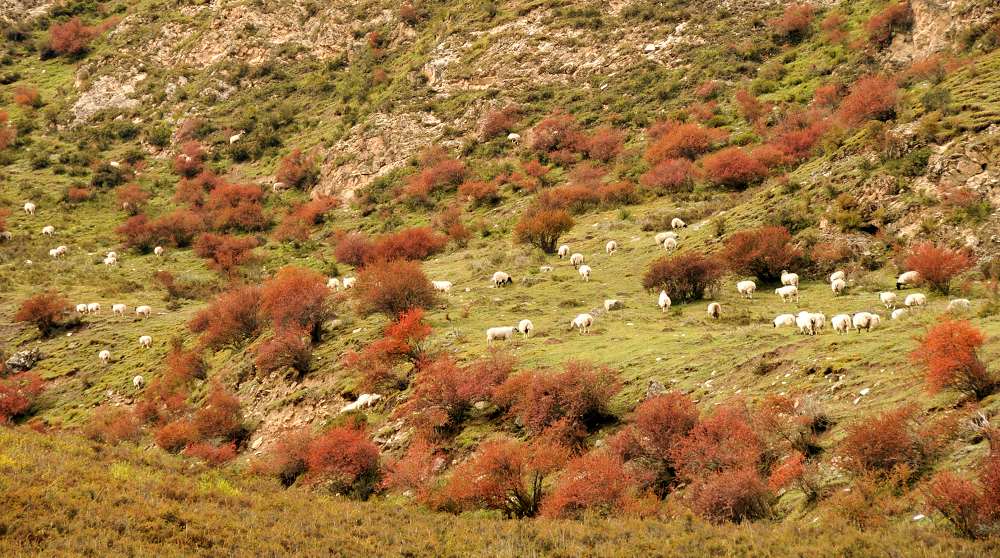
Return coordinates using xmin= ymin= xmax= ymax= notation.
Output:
xmin=5 ymin=349 xmax=42 ymax=373
xmin=71 ymin=73 xmax=146 ymax=124
xmin=891 ymin=0 xmax=999 ymax=63
xmin=0 ymin=0 xmax=52 ymax=24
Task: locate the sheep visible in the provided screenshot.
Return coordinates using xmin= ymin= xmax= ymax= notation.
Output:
xmin=41 ymin=225 xmax=55 ymax=236
xmin=891 ymin=308 xmax=908 ymax=320
xmin=780 ymin=270 xmax=800 ymax=287
xmin=811 ymin=312 xmax=827 ymax=334
xmin=796 ymin=311 xmax=816 ymax=335
xmin=0 ymin=231 xmax=11 ymax=241
xmin=229 ymin=130 xmax=244 ymax=144
xmin=852 ymin=312 xmax=881 ymax=332
xmin=904 ymin=293 xmax=927 ymax=308
xmin=737 ymin=280 xmax=756 ymax=299
xmin=341 ymin=393 xmax=382 ymax=413
xmin=342 ymin=277 xmax=357 ymax=289
xmin=706 ymin=302 xmax=721 ymax=319
xmin=109 ymin=161 xmax=121 ymax=168
xmin=517 ymin=319 xmax=534 ymax=338
xmin=75 ymin=303 xmax=88 ymax=313
xmin=540 ymin=265 xmax=553 ymax=272
xmin=570 ymin=253 xmax=585 ymax=268
xmin=154 ymin=246 xmax=165 ymax=257
xmin=829 ymin=270 xmax=846 ymax=283
xmin=831 ymin=314 xmax=852 ymax=334
xmin=570 ymin=313 xmax=594 ymax=334
xmin=578 ymin=264 xmax=592 ymax=281
xmin=492 ymin=271 xmax=513 ymax=287
xmin=662 ymin=237 xmax=678 ymax=251
xmin=87 ymin=302 xmax=101 ymax=314
xmin=49 ymin=246 xmax=67 ymax=258
xmin=138 ymin=335 xmax=152 ymax=348
xmin=606 ymin=240 xmax=618 ymax=255
xmin=24 ymin=202 xmax=36 ymax=215
xmin=99 ymin=350 xmax=111 ymax=364
xmin=947 ymin=298 xmax=972 ymax=313
xmin=880 ymin=291 xmax=898 ymax=309
xmin=775 ymin=285 xmax=799 ymax=303
xmin=272 ymin=182 xmax=288 ymax=193
xmin=896 ymin=271 xmax=919 ymax=290
xmin=773 ymin=314 xmax=796 ymax=328
xmin=831 ymin=278 xmax=847 ymax=295
xmin=106 ymin=251 xmax=118 ymax=260
xmin=486 ymin=326 xmax=516 ymax=345
xmin=112 ymin=303 xmax=127 ymax=317
xmin=327 ymin=277 xmax=342 ymax=290
xmin=136 ymin=305 xmax=152 ymax=318
xmin=507 ymin=132 xmax=521 ymax=143
xmin=658 ymin=290 xmax=671 ymax=312
xmin=654 ymin=231 xmax=677 ymax=245
xmin=604 ymin=299 xmax=623 ymax=311
xmin=432 ymin=280 xmax=453 ymax=293
xmin=133 ymin=375 xmax=145 ymax=389
xmin=671 ymin=217 xmax=687 ymax=229
xmin=103 ymin=255 xmax=118 ymax=266
xmin=557 ymin=245 xmax=570 ymax=258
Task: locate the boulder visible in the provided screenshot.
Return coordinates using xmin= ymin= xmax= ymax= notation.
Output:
xmin=5 ymin=349 xmax=42 ymax=373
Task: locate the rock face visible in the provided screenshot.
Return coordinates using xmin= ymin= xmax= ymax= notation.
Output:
xmin=0 ymin=0 xmax=52 ymax=24
xmin=5 ymin=349 xmax=42 ymax=373
xmin=71 ymin=74 xmax=146 ymax=125
xmin=890 ymin=0 xmax=999 ymax=62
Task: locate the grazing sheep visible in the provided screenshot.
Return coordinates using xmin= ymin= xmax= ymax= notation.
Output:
xmin=106 ymin=251 xmax=118 ymax=260
xmin=112 ymin=303 xmax=127 ymax=316
xmin=99 ymin=350 xmax=111 ymax=364
xmin=342 ymin=277 xmax=357 ymax=289
xmin=327 ymin=277 xmax=341 ymax=290
xmin=796 ymin=311 xmax=816 ymax=335
xmin=491 ymin=271 xmax=513 ymax=287
xmin=852 ymin=312 xmax=880 ymax=332
xmin=780 ymin=270 xmax=800 ymax=287
xmin=154 ymin=246 xmax=164 ymax=256
xmin=87 ymin=302 xmax=101 ymax=314
xmin=891 ymin=308 xmax=908 ymax=320
xmin=558 ymin=245 xmax=570 ymax=258
xmin=341 ymin=393 xmax=382 ymax=413
xmin=658 ymin=290 xmax=671 ymax=312
xmin=606 ymin=240 xmax=618 ymax=255
xmin=486 ymin=326 xmax=516 ymax=345
xmin=24 ymin=202 xmax=36 ymax=215
xmin=138 ymin=335 xmax=152 ymax=348
xmin=671 ymin=217 xmax=686 ymax=229
xmin=896 ymin=271 xmax=919 ymax=290
xmin=49 ymin=246 xmax=67 ymax=258
xmin=0 ymin=231 xmax=11 ymax=241
xmin=75 ymin=303 xmax=87 ymax=313
xmin=507 ymin=132 xmax=521 ymax=143
xmin=829 ymin=270 xmax=846 ymax=283
xmin=831 ymin=314 xmax=852 ymax=334
xmin=904 ymin=293 xmax=927 ymax=308
xmin=654 ymin=231 xmax=677 ymax=245
xmin=432 ymin=280 xmax=453 ymax=293
xmin=570 ymin=253 xmax=584 ymax=268
xmin=947 ymin=298 xmax=972 ymax=313
xmin=604 ymin=299 xmax=623 ymax=311
xmin=773 ymin=314 xmax=796 ymax=328
xmin=737 ymin=280 xmax=756 ymax=299
xmin=570 ymin=313 xmax=594 ymax=334
xmin=662 ymin=237 xmax=678 ymax=251
xmin=706 ymin=302 xmax=721 ymax=319
xmin=517 ymin=319 xmax=534 ymax=338
xmin=540 ymin=265 xmax=553 ymax=272
xmin=103 ymin=255 xmax=117 ymax=266
xmin=578 ymin=264 xmax=592 ymax=281
xmin=775 ymin=285 xmax=799 ymax=303
xmin=229 ymin=131 xmax=244 ymax=144
xmin=811 ymin=312 xmax=827 ymax=333
xmin=41 ymin=225 xmax=55 ymax=236
xmin=831 ymin=278 xmax=847 ymax=295
xmin=880 ymin=291 xmax=897 ymax=309
xmin=136 ymin=305 xmax=152 ymax=318
xmin=133 ymin=375 xmax=145 ymax=389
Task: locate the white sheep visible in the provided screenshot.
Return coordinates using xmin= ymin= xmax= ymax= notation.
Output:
xmin=154 ymin=246 xmax=165 ymax=257
xmin=811 ymin=312 xmax=827 ymax=333
xmin=138 ymin=335 xmax=152 ymax=348
xmin=896 ymin=271 xmax=919 ymax=290
xmin=662 ymin=237 xmax=678 ymax=251
xmin=706 ymin=302 xmax=721 ymax=319
xmin=229 ymin=130 xmax=244 ymax=144
xmin=41 ymin=225 xmax=55 ymax=236
xmin=75 ymin=303 xmax=88 ymax=313
xmin=880 ymin=291 xmax=897 ymax=309
xmin=492 ymin=271 xmax=512 ymax=287
xmin=558 ymin=245 xmax=570 ymax=258
xmin=342 ymin=277 xmax=357 ymax=289
xmin=773 ymin=313 xmax=796 ymax=328
xmin=604 ymin=299 xmax=623 ymax=311
xmin=737 ymin=280 xmax=756 ymax=299
xmin=671 ymin=217 xmax=686 ymax=229
xmin=136 ymin=305 xmax=152 ymax=318
xmin=106 ymin=251 xmax=118 ymax=260
xmin=112 ymin=303 xmax=127 ymax=317
xmin=0 ymin=231 xmax=11 ymax=241
xmin=891 ymin=308 xmax=908 ymax=320
xmin=780 ymin=270 xmax=799 ymax=287
xmin=947 ymin=298 xmax=971 ymax=313
xmin=23 ymin=202 xmax=36 ymax=215
xmin=775 ymin=285 xmax=799 ymax=303
xmin=540 ymin=265 xmax=553 ymax=272
xmin=517 ymin=319 xmax=534 ymax=338
xmin=99 ymin=350 xmax=111 ymax=364
xmin=486 ymin=326 xmax=516 ymax=345
xmin=432 ymin=280 xmax=453 ymax=293
xmin=272 ymin=182 xmax=288 ymax=193
xmin=578 ymin=264 xmax=592 ymax=281
xmin=658 ymin=290 xmax=671 ymax=312
xmin=327 ymin=277 xmax=342 ymax=290
xmin=796 ymin=311 xmax=815 ymax=335
xmin=831 ymin=278 xmax=847 ymax=295
xmin=654 ymin=231 xmax=677 ymax=245
xmin=904 ymin=293 xmax=927 ymax=308
xmin=570 ymin=253 xmax=584 ymax=268
xmin=103 ymin=255 xmax=118 ymax=266
xmin=570 ymin=313 xmax=594 ymax=334
xmin=831 ymin=314 xmax=852 ymax=334
xmin=507 ymin=132 xmax=521 ymax=143
xmin=829 ymin=270 xmax=846 ymax=283
xmin=87 ymin=302 xmax=101 ymax=314
xmin=852 ymin=312 xmax=881 ymax=332
xmin=132 ymin=375 xmax=145 ymax=389
xmin=606 ymin=240 xmax=618 ymax=255
xmin=341 ymin=393 xmax=382 ymax=413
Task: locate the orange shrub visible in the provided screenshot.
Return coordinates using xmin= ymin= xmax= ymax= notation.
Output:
xmin=251 ymin=428 xmax=314 ymax=486
xmin=734 ymin=89 xmax=769 ymax=125
xmin=687 ymin=467 xmax=772 ymax=523
xmin=13 ymin=86 xmax=41 ymax=108
xmin=911 ymin=320 xmax=994 ymax=399
xmin=927 ymin=446 xmax=1000 ymax=538
xmin=812 ymin=83 xmax=841 ymax=107
xmin=14 ymin=291 xmax=70 ymax=337
xmin=384 ymin=437 xmax=444 ymax=500
xmin=513 ymin=208 xmax=573 ymax=254
xmin=84 ymin=405 xmax=142 ymax=444
xmin=866 ymin=2 xmax=913 ymax=46
xmin=897 ymin=54 xmax=949 ymax=86
xmin=344 ymin=308 xmax=431 ymax=390
xmin=275 ymin=148 xmax=319 ymax=189
xmin=722 ymin=225 xmax=801 ymax=283
xmin=584 ymin=126 xmax=625 ymax=162
xmin=530 ymin=112 xmax=586 ymax=158
xmin=165 ymin=343 xmax=206 ymax=382
xmin=642 ymin=252 xmax=724 ymax=302
xmin=403 ymin=151 xmax=466 ymax=202
xmin=904 ymin=242 xmax=973 ymax=294
xmin=204 ymin=183 xmax=268 ymax=232
xmin=48 ymin=17 xmax=95 ymax=56
xmin=354 ymin=259 xmax=438 ymax=316
xmin=399 ymin=2 xmax=420 ymax=24
xmin=189 ymin=285 xmax=263 ymax=349
xmin=836 ymin=75 xmax=899 ymax=127
xmin=333 ymin=231 xmax=374 ymax=267
xmin=192 ymin=381 xmax=244 ymax=440
xmin=481 ymin=105 xmax=521 ymax=139
xmin=457 ymin=180 xmax=500 ymax=207
xmin=769 ymin=3 xmax=814 ymax=41
xmin=261 ymin=266 xmax=333 ymax=341
xmin=183 ymin=442 xmax=237 ymax=466
xmin=645 ymin=121 xmax=726 ymax=164
xmin=701 ymin=147 xmax=769 ymax=189
xmin=0 ymin=111 xmax=14 ymax=150
xmin=541 ymin=451 xmax=638 ymax=519
xmin=810 ymin=240 xmax=853 ymax=272
xmin=115 ymin=183 xmax=150 ymax=215
xmin=306 ymin=425 xmax=381 ymax=499
xmin=672 ymin=403 xmax=764 ymax=481
xmin=368 ymin=226 xmax=449 ymax=263
xmin=173 ymin=141 xmax=205 ymax=178
xmin=821 ymin=11 xmax=848 ymax=43
xmin=0 ymin=372 xmax=44 ymax=423
xmin=65 ymin=186 xmax=94 ymax=203
xmin=838 ymin=406 xmax=924 ymax=476
xmin=0 ymin=208 xmax=9 ymax=233
xmin=174 ymin=171 xmax=224 ymax=207
xmin=256 ymin=328 xmax=313 ymax=375
xmin=640 ymin=158 xmax=695 ymax=192
xmin=193 ymin=233 xmax=258 ymax=275
xmin=768 ymin=108 xmax=831 ymax=162
xmin=154 ymin=419 xmax=200 ymax=452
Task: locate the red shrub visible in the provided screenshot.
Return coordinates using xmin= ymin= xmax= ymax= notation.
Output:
xmin=911 ymin=320 xmax=993 ymax=399
xmin=530 ymin=113 xmax=586 ymax=158
xmin=291 ymin=196 xmax=338 ymax=225
xmin=769 ymin=3 xmax=814 ymax=41
xmin=153 ymin=209 xmax=205 ymax=248
xmin=115 ymin=183 xmax=149 ymax=215
xmin=0 ymin=111 xmax=15 ymax=150
xmin=65 ymin=186 xmax=94 ymax=203
xmin=688 ymin=100 xmax=719 ymax=122
xmin=821 ymin=11 xmax=848 ymax=43
xmin=256 ymin=329 xmax=313 ymax=375
xmin=183 ymin=442 xmax=237 ymax=466
xmin=173 ymin=141 xmax=205 ymax=178
xmin=192 ymin=381 xmax=243 ymax=440
xmin=810 ymin=240 xmax=853 ymax=272
xmin=84 ymin=405 xmax=141 ymax=444
xmin=345 ymin=308 xmax=432 ymax=390
xmin=165 ymin=343 xmax=206 ymax=382
xmin=597 ymin=181 xmax=639 ymax=206
xmin=695 ymin=80 xmax=721 ymax=99
xmin=193 ymin=233 xmax=258 ymax=275
xmin=812 ymin=84 xmax=841 ymax=107
xmin=866 ymin=2 xmax=913 ymax=46
xmin=541 ymin=451 xmax=639 ymax=519
xmin=836 ymin=75 xmax=899 ymax=127
xmin=384 ymin=437 xmax=444 ymax=500
xmin=370 ymin=226 xmax=449 ymax=262
xmin=204 ymin=183 xmax=268 ymax=232
xmin=721 ymin=225 xmax=802 ymax=283
xmin=687 ymin=467 xmax=772 ymax=523
xmin=261 ymin=266 xmax=332 ymax=341
xmin=768 ymin=108 xmax=831 ymax=162
xmin=48 ymin=17 xmax=96 ymax=56
xmin=522 ymin=159 xmax=550 ymax=180
xmin=354 ymin=259 xmax=438 ymax=316
xmin=189 ymin=285 xmax=263 ymax=348
xmin=734 ymin=89 xmax=769 ymax=125
xmin=333 ymin=231 xmax=374 ymax=266
xmin=0 ymin=372 xmax=44 ymax=423
xmin=768 ymin=451 xmax=806 ymax=491
xmin=306 ymin=425 xmax=381 ymax=498
xmin=927 ymin=446 xmax=1000 ymax=538
xmin=275 ymin=148 xmax=319 ymax=189
xmin=481 ymin=105 xmax=521 ymax=139
xmin=154 ymin=419 xmax=200 ymax=452
xmin=399 ymin=2 xmax=420 ymax=24
xmin=457 ymin=180 xmax=500 ymax=207
xmin=251 ymin=428 xmax=314 ymax=486
xmin=13 ymin=85 xmax=41 ymax=108
xmin=642 ymin=252 xmax=724 ymax=303
xmin=897 ymin=54 xmax=949 ymax=86
xmin=584 ymin=126 xmax=625 ymax=162
xmin=513 ymin=208 xmax=574 ymax=253
xmin=839 ymin=406 xmax=924 ymax=475
xmin=645 ymin=121 xmax=726 ymax=164
xmin=904 ymin=242 xmax=973 ymax=294
xmin=672 ymin=403 xmax=764 ymax=481
xmin=174 ymin=171 xmax=223 ymax=207
xmin=701 ymin=147 xmax=769 ymax=189
xmin=403 ymin=152 xmax=466 ymax=202
xmin=0 ymin=208 xmax=8 ymax=233
xmin=434 ymin=205 xmax=470 ymax=246
xmin=14 ymin=291 xmax=70 ymax=337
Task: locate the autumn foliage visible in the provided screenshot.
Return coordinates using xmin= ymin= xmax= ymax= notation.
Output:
xmin=481 ymin=105 xmax=521 ymax=139
xmin=513 ymin=208 xmax=574 ymax=254
xmin=838 ymin=406 xmax=926 ymax=476
xmin=926 ymin=443 xmax=1000 ymax=538
xmin=404 ymin=148 xmax=466 ymax=202
xmin=354 ymin=259 xmax=438 ymax=317
xmin=769 ymin=3 xmax=815 ymax=41
xmin=189 ymin=286 xmax=264 ymax=349
xmin=642 ymin=253 xmax=724 ymax=303
xmin=173 ymin=141 xmax=206 ymax=177
xmin=14 ymin=291 xmax=70 ymax=337
xmin=193 ymin=233 xmax=258 ymax=275
xmin=115 ymin=183 xmax=150 ymax=215
xmin=275 ymin=149 xmax=319 ymax=189
xmin=911 ymin=320 xmax=994 ymax=399
xmin=261 ymin=266 xmax=333 ymax=342
xmin=0 ymin=111 xmax=14 ymax=150
xmin=700 ymin=147 xmax=769 ymax=189
xmin=13 ymin=86 xmax=41 ymax=108
xmin=48 ymin=17 xmax=99 ymax=56
xmin=84 ymin=405 xmax=142 ymax=444
xmin=584 ymin=127 xmax=625 ymax=162
xmin=640 ymin=158 xmax=695 ymax=192
xmin=203 ymin=183 xmax=269 ymax=232
xmin=866 ymin=2 xmax=914 ymax=46
xmin=646 ymin=121 xmax=726 ymax=164
xmin=722 ymin=226 xmax=801 ymax=283
xmin=904 ymin=242 xmax=973 ymax=294
xmin=345 ymin=308 xmax=432 ymax=390
xmin=836 ymin=76 xmax=899 ymax=127
xmin=0 ymin=372 xmax=44 ymax=423
xmin=305 ymin=425 xmax=381 ymax=498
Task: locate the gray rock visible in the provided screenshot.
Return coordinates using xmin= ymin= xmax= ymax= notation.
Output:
xmin=645 ymin=379 xmax=665 ymax=399
xmin=5 ymin=349 xmax=42 ymax=373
